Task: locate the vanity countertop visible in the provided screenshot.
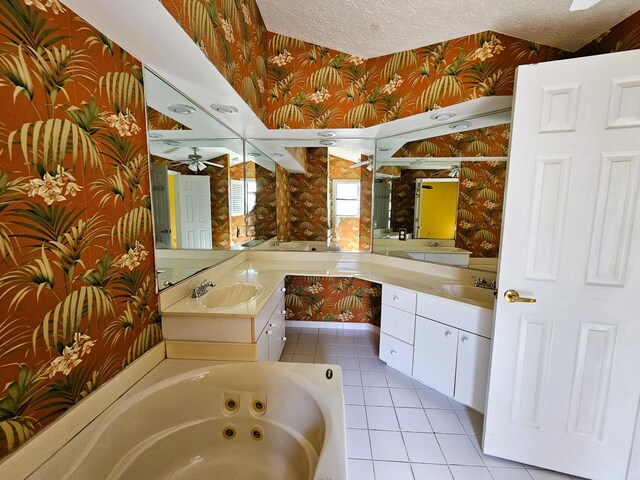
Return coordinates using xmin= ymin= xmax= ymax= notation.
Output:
xmin=161 ymin=258 xmax=495 ymax=318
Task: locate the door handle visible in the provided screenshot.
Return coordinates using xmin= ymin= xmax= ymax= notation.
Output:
xmin=504 ymin=289 xmax=536 ymax=303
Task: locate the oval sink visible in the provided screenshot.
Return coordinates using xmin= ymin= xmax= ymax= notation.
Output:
xmin=199 ymin=283 xmax=263 ymax=309
xmin=439 ymin=284 xmax=495 ymax=306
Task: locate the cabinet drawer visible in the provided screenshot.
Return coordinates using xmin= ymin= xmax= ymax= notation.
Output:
xmin=413 ymin=316 xmax=458 ymax=397
xmin=381 ymin=304 xmax=415 ymax=345
xmin=268 ymin=321 xmax=286 ymax=362
xmin=379 ymin=333 xmax=414 ymax=376
xmin=416 ymin=293 xmax=494 ymax=338
xmin=382 ymin=285 xmax=417 ymax=314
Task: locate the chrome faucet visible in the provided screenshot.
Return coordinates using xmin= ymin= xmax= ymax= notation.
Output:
xmin=474 ymin=277 xmax=496 ymax=290
xmin=272 ymin=240 xmax=280 ymax=247
xmin=191 ymin=280 xmax=216 ymax=298
xmin=427 ymin=241 xmax=440 ymax=247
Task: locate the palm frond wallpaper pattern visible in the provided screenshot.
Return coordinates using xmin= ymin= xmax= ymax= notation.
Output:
xmin=0 ymin=0 xmax=160 ymax=457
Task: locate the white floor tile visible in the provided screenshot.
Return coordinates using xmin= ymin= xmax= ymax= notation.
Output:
xmin=345 ymin=405 xmax=368 ymax=429
xmin=327 ymin=344 xmax=356 ymax=356
xmin=335 ymin=356 xmax=361 ymax=370
xmin=298 ymin=333 xmax=318 ymax=344
xmin=363 ymin=387 xmax=393 ymax=406
xmin=447 ymin=397 xmax=467 ymax=410
xmin=357 ymin=345 xmax=379 ymax=357
xmin=403 ymin=432 xmax=446 ymax=464
xmin=314 ymin=354 xmax=337 ymax=364
xmin=417 ymin=388 xmax=453 ymax=409
xmin=374 ymin=460 xmax=415 ymax=480
xmin=292 ymin=354 xmax=314 ymax=363
xmin=342 ymin=369 xmax=362 ymax=386
xmin=436 ymin=434 xmax=484 ymax=466
xmin=454 ymin=408 xmax=484 ymax=436
xmin=426 ymin=410 xmax=466 ymax=434
xmin=361 ymin=370 xmax=388 ymax=387
xmin=386 ymin=369 xmax=416 ymax=388
xmin=279 ymin=353 xmax=293 ymax=362
xmin=449 ymin=465 xmax=493 ymax=480
xmin=411 ymin=463 xmax=454 ymax=480
xmin=317 ymin=334 xmax=339 ymax=345
xmin=366 ymin=406 xmax=400 ymax=431
xmin=359 ymin=357 xmax=387 ymax=371
xmin=396 ymin=408 xmax=432 ymax=433
xmin=489 ymin=467 xmax=534 ymax=480
xmin=526 ymin=469 xmax=574 ymax=479
xmin=370 ymin=430 xmax=409 ymax=461
xmin=294 ymin=342 xmax=316 ymax=355
xmin=346 ymin=428 xmax=372 ymax=459
xmin=282 ymin=342 xmax=296 ymax=354
xmin=469 ymin=435 xmax=523 ymax=468
xmin=356 ymin=335 xmax=378 ymax=346
xmin=344 ymin=385 xmax=365 ymax=405
xmin=347 ymin=459 xmax=375 ymax=480
xmin=336 ymin=335 xmax=357 ymax=345
xmin=390 ymin=388 xmax=422 ymax=408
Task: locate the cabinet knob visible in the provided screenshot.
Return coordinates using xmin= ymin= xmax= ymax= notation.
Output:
xmin=280 ymin=287 xmax=286 ymax=292
xmin=266 ymin=330 xmax=273 ymax=335
xmin=281 ymin=309 xmax=286 ymax=315
xmin=445 ymin=331 xmax=452 ymax=337
xmin=393 ymin=295 xmax=400 ymax=302
xmin=281 ymin=336 xmax=287 ymax=341
xmin=461 ymin=336 xmax=469 ymax=343
xmin=390 ymin=349 xmax=397 ymax=355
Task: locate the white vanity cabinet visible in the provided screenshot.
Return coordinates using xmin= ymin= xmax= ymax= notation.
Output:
xmin=256 ymin=282 xmax=286 ymax=362
xmin=379 ymin=286 xmax=417 ymax=375
xmin=414 ymin=293 xmax=492 ymax=413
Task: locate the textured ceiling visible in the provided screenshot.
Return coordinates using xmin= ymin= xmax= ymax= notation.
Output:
xmin=256 ymin=0 xmax=639 ymax=57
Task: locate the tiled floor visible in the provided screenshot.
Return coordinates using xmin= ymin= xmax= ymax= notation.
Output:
xmin=280 ymin=326 xmax=586 ymax=480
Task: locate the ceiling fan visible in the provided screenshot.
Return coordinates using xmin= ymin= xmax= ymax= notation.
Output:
xmin=170 ymin=147 xmax=223 ymax=172
xmin=569 ymin=0 xmax=603 ymax=11
xmin=349 ymin=156 xmax=374 ymax=171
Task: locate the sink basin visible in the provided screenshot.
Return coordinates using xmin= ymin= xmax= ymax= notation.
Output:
xmin=199 ymin=283 xmax=263 ymax=309
xmin=440 ymin=284 xmax=495 ymax=305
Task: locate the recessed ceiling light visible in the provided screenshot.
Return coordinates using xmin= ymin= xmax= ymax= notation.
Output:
xmin=378 ymin=147 xmax=391 ymax=152
xmin=247 ymin=152 xmax=262 ymax=157
xmin=163 ymin=140 xmax=181 ymax=146
xmin=148 ymin=132 xmax=163 ymax=139
xmin=211 ymin=104 xmax=238 ymax=114
xmin=430 ymin=112 xmax=456 ymax=121
xmin=168 ymin=104 xmax=197 ymax=115
xmin=317 ymin=131 xmax=336 ymax=138
xmin=270 ymin=153 xmax=284 ymax=157
xmin=319 ymin=140 xmax=336 ymax=146
xmin=449 ymin=122 xmax=472 ymax=131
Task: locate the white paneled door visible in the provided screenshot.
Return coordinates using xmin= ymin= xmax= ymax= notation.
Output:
xmin=484 ymin=50 xmax=640 ymax=479
xmin=175 ymin=175 xmax=213 ymax=249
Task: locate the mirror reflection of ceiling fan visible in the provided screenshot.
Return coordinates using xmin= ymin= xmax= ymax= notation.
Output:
xmin=349 ymin=156 xmax=374 ymax=171
xmin=169 ymin=147 xmax=223 ymax=172
xmin=569 ymin=0 xmax=603 ymax=11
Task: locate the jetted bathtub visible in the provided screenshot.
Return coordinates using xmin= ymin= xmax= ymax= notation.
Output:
xmin=28 ymin=362 xmax=346 ymax=480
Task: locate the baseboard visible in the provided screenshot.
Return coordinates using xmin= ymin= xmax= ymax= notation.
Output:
xmin=286 ymin=320 xmax=380 ymax=333
xmin=0 ymin=342 xmax=166 ymax=480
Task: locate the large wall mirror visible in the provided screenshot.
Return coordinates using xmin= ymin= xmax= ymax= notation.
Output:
xmin=144 ymin=69 xmax=243 ymax=290
xmin=247 ymin=139 xmax=375 ymax=252
xmin=374 ymin=110 xmax=511 ymax=272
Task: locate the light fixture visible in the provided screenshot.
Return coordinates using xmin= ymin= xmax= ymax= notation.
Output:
xmin=449 ymin=122 xmax=472 ymax=131
xmin=163 ymin=140 xmax=181 ymax=146
xmin=378 ymin=147 xmax=391 ymax=152
xmin=319 ymin=140 xmax=336 ymax=146
xmin=168 ymin=104 xmax=197 ymax=115
xmin=430 ymin=112 xmax=456 ymax=121
xmin=317 ymin=131 xmax=336 ymax=138
xmin=211 ymin=103 xmax=238 ymax=114
xmin=270 ymin=153 xmax=284 ymax=157
xmin=247 ymin=152 xmax=262 ymax=158
xmin=148 ymin=132 xmax=163 ymax=139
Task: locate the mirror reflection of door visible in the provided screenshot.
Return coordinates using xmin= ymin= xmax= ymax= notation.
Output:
xmin=150 ymin=164 xmax=172 ymax=248
xmin=175 ymin=175 xmax=213 ymax=249
xmin=374 ymin=181 xmax=392 ymax=229
xmin=414 ymin=178 xmax=459 ymax=239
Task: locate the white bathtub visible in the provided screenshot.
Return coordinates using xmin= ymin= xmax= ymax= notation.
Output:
xmin=28 ymin=361 xmax=346 ymax=480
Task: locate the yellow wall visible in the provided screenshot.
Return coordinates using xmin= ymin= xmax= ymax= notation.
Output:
xmin=168 ymin=173 xmax=178 ymax=248
xmin=418 ymin=181 xmax=458 ymax=238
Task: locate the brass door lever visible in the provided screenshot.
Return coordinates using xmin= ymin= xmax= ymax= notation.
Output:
xmin=504 ymin=290 xmax=536 ymax=303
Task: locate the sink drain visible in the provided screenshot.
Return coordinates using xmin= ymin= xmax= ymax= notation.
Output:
xmin=222 ymin=425 xmax=236 ymax=440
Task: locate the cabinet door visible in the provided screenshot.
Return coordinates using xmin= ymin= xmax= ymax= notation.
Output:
xmin=381 ymin=304 xmax=415 ymax=345
xmin=413 ymin=317 xmax=458 ymax=396
xmin=380 ymin=333 xmax=414 ymax=375
xmin=257 ymin=329 xmax=269 ymax=361
xmin=455 ymin=332 xmax=491 ymax=413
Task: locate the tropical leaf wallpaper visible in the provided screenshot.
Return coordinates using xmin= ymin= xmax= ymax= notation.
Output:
xmin=285 ymin=276 xmax=382 ymax=326
xmin=275 ymin=163 xmax=291 ymax=241
xmin=359 ymin=159 xmax=373 ymax=251
xmin=0 ymin=0 xmax=160 ymax=458
xmin=395 ymin=123 xmax=510 ymax=158
xmin=146 ymin=105 xmax=191 ymax=131
xmin=251 ymin=162 xmax=277 ymax=241
xmin=159 ymin=0 xmax=269 ymax=122
xmin=576 ymin=10 xmax=640 ymax=56
xmin=289 ymin=147 xmax=328 ymax=241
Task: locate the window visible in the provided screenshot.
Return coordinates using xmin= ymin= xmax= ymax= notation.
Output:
xmin=230 ymin=179 xmax=244 ymax=216
xmin=333 ymin=180 xmax=360 ymax=218
xmin=246 ymin=179 xmax=256 ymax=212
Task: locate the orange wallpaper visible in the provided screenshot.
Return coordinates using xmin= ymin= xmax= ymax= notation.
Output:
xmin=0 ymin=1 xmax=159 ymax=457
xmin=267 ymin=31 xmax=563 ymax=129
xmin=146 ymin=105 xmax=191 ymax=131
xmin=289 ymin=147 xmax=328 ymax=241
xmin=396 ymin=123 xmax=510 ymax=158
xmin=253 ymin=164 xmax=277 ymax=240
xmin=285 ymin=276 xmax=381 ymax=326
xmin=575 ymin=10 xmax=640 ymax=56
xmin=359 ymin=159 xmax=373 ymax=251
xmin=275 ymin=164 xmax=291 ymax=241
xmin=159 ymin=0 xmax=269 ymax=122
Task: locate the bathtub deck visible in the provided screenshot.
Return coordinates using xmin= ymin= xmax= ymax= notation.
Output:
xmin=281 ymin=326 xmax=587 ymax=480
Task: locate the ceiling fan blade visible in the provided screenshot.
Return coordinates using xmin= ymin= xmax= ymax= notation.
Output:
xmin=202 ymin=161 xmax=224 ymax=168
xmin=163 ymin=147 xmax=181 ymax=154
xmin=366 ymin=164 xmax=373 ymax=171
xmin=569 ymin=0 xmax=602 ymax=11
xmin=350 ymin=160 xmax=372 ymax=169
